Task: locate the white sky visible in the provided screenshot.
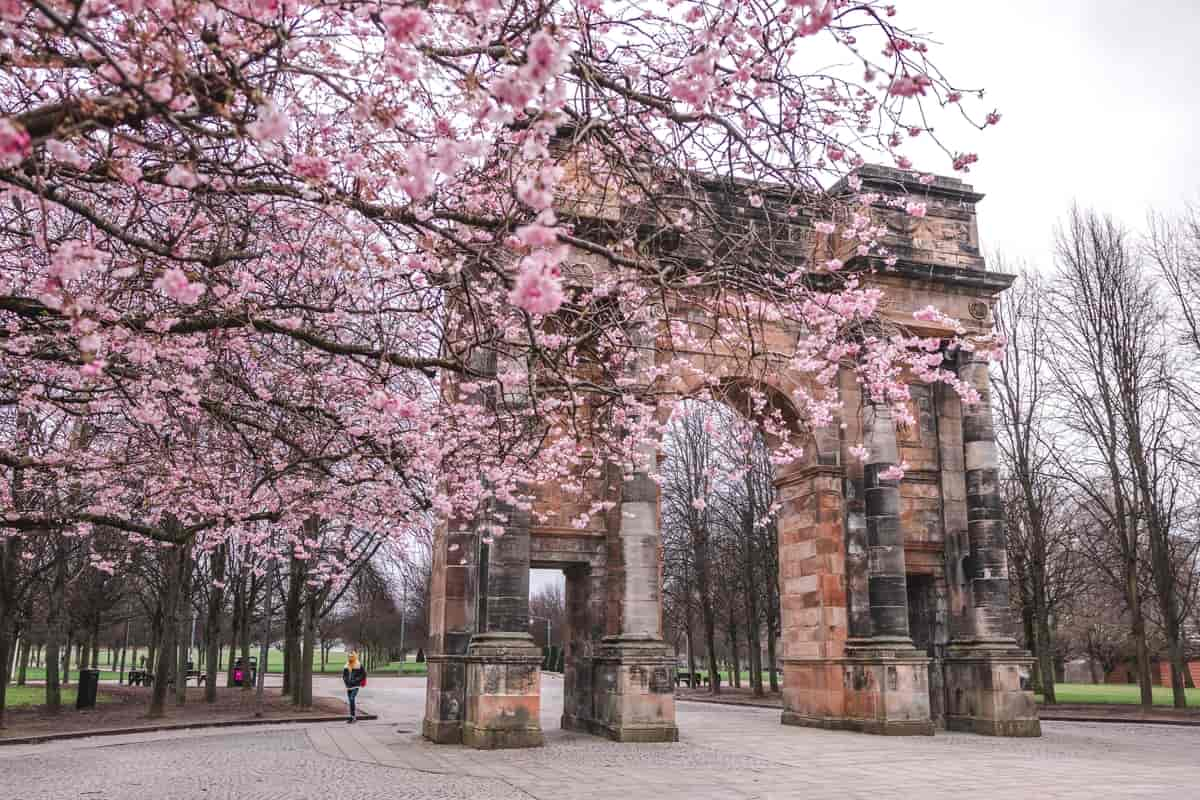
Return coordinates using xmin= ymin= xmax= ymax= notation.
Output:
xmin=900 ymin=0 xmax=1200 ymax=266
xmin=529 ymin=1 xmax=1200 ymax=597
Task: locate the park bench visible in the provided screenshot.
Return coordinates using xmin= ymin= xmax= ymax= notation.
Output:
xmin=127 ymin=669 xmax=152 ymax=686
xmin=675 ymin=669 xmax=702 ymax=688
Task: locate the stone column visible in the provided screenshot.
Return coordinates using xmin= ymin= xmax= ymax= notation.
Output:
xmin=837 ymin=401 xmax=933 ymax=735
xmin=422 ymin=518 xmax=478 ymax=744
xmin=592 ymin=442 xmax=678 ymax=742
xmin=861 ymin=402 xmax=912 ymax=643
xmin=959 ymin=355 xmax=1013 ymax=642
xmin=462 ymin=502 xmax=544 ymax=749
xmin=943 ymin=352 xmax=1040 ymax=737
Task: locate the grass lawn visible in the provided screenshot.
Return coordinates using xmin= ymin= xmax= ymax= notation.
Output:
xmin=18 ymin=668 xmax=123 ymax=682
xmin=261 ymin=649 xmax=426 ymax=675
xmin=10 ymin=647 xmax=428 ymax=682
xmin=687 ymin=669 xmax=777 ymax=686
xmin=4 ymin=686 xmax=113 ymax=709
xmin=1037 ymin=682 xmax=1200 ymax=706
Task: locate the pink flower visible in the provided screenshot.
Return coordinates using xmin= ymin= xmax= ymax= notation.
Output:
xmin=952 ymin=152 xmax=978 ymax=172
xmin=788 ymin=0 xmax=832 ymax=36
xmin=509 ymin=253 xmax=564 ymax=315
xmin=849 ymin=445 xmax=869 ymax=461
xmin=516 ymin=164 xmax=562 ymax=210
xmin=292 ymin=155 xmax=330 ymax=181
xmin=0 ymin=119 xmax=30 ymax=166
xmin=382 ymin=7 xmax=430 ymax=43
xmin=986 ymin=111 xmax=1001 ymax=126
xmin=827 ymin=146 xmax=844 ymax=162
xmin=814 ymin=221 xmax=836 ymax=235
xmin=748 ymin=194 xmax=763 ymax=208
xmin=80 ymin=360 xmax=107 ymax=379
xmin=888 ymin=74 xmax=932 ymax=97
xmin=396 ymin=145 xmax=434 ymax=201
xmin=247 ymin=102 xmax=290 ymax=142
xmin=825 ymin=258 xmax=844 ymax=271
xmin=905 ymin=201 xmax=927 ymax=218
xmin=49 ymin=241 xmax=103 ymax=281
xmin=164 ymin=165 xmax=200 ymax=188
xmin=515 ymin=221 xmax=560 ymax=248
xmin=669 ymin=51 xmax=716 ymax=107
xmin=879 ymin=463 xmax=907 ymax=481
xmin=524 ymin=30 xmax=570 ymax=85
xmin=153 ymin=267 xmax=204 ymax=304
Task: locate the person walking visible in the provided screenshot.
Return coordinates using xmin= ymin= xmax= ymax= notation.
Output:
xmin=342 ymin=651 xmax=367 ymax=723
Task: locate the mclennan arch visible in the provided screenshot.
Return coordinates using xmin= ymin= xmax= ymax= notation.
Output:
xmin=422 ymin=165 xmax=1040 ymax=748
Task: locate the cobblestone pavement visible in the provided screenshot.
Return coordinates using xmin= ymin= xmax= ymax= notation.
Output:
xmin=3 ymin=675 xmax=1199 ymax=799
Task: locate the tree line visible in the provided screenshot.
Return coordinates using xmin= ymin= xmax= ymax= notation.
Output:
xmin=996 ymin=205 xmax=1200 ymax=708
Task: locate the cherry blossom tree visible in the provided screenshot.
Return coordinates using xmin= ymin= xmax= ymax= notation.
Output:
xmin=1 ymin=0 xmax=1003 ymax=698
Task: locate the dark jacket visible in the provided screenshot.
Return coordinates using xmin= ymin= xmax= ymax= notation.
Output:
xmin=342 ymin=665 xmax=366 ymax=688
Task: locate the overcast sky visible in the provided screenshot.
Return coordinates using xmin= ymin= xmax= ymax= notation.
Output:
xmin=529 ymin=1 xmax=1200 ymax=601
xmin=901 ymin=0 xmax=1200 ymax=266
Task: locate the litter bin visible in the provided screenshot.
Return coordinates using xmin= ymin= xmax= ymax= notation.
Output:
xmin=76 ymin=668 xmax=100 ymax=709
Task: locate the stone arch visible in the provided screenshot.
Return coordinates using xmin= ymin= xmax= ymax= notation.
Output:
xmin=421 ymin=166 xmax=1041 ymax=748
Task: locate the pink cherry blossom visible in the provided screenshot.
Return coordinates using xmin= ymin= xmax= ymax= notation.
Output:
xmin=153 ymin=267 xmax=204 ymax=304
xmin=164 ymin=165 xmax=200 ymax=188
xmin=292 ymin=155 xmax=331 ymax=181
xmin=510 ymin=253 xmax=565 ymax=315
xmin=888 ymin=74 xmax=933 ymax=97
xmin=0 ymin=118 xmax=30 ymax=166
xmin=382 ymin=7 xmax=430 ymax=43
xmin=247 ymin=102 xmax=291 ymax=142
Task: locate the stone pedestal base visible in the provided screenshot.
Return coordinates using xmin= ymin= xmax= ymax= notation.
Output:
xmin=575 ymin=634 xmax=678 ymax=743
xmin=461 ymin=632 xmax=545 ymax=749
xmin=782 ymin=641 xmax=934 ymax=736
xmin=422 ymin=654 xmax=467 ymax=744
xmin=943 ymin=644 xmax=1041 ymax=737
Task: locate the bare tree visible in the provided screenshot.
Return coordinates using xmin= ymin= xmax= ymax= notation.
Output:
xmin=993 ymin=268 xmax=1084 ymax=703
xmin=1047 ymin=207 xmax=1194 ymax=707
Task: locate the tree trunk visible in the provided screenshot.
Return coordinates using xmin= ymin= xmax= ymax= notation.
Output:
xmin=0 ymin=611 xmax=14 ymax=730
xmin=285 ymin=553 xmax=305 ymax=704
xmin=684 ymin=612 xmax=696 ymax=686
xmin=727 ymin=617 xmax=741 ymax=688
xmin=63 ymin=634 xmax=75 ymax=687
xmin=227 ymin=572 xmax=242 ymax=688
xmin=118 ymin=621 xmax=129 ymax=685
xmin=18 ymin=636 xmax=31 ymax=685
xmin=701 ymin=599 xmax=719 ymax=695
xmin=1036 ymin=610 xmax=1057 ymax=704
xmin=176 ymin=551 xmax=194 ymax=706
xmin=45 ymin=619 xmax=62 ymax=712
xmin=1126 ymin=565 xmax=1153 ymax=709
xmin=204 ymin=545 xmax=226 ymax=703
xmin=300 ymin=593 xmax=317 ymax=709
xmin=149 ymin=545 xmax=184 ymax=719
xmin=239 ymin=576 xmax=253 ymax=695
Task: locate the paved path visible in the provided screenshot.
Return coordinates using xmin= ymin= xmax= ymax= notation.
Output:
xmin=3 ymin=674 xmax=1199 ymax=799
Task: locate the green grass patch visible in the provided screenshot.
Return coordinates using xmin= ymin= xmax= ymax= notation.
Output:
xmin=261 ymin=649 xmax=426 ymax=675
xmin=685 ymin=669 xmax=776 ymax=686
xmin=1037 ymin=682 xmax=1200 ymax=706
xmin=17 ymin=668 xmax=123 ymax=682
xmin=4 ymin=686 xmax=113 ymax=709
